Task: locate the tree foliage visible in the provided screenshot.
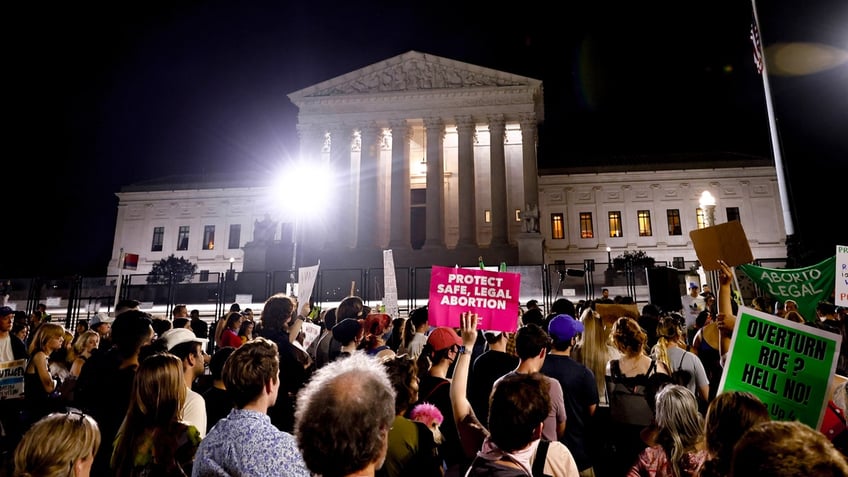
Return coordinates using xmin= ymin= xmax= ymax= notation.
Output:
xmin=613 ymin=250 xmax=655 ymax=270
xmin=146 ymin=254 xmax=197 ymax=284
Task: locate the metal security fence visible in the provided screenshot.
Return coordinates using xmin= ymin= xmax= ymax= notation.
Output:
xmin=3 ymin=258 xmax=785 ymax=324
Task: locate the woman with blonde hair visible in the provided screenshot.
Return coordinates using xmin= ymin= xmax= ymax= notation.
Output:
xmin=628 ymin=384 xmax=706 ymax=476
xmin=24 ymin=323 xmax=67 ymax=425
xmin=111 ymin=353 xmax=201 ymax=476
xmin=69 ymin=330 xmax=100 ymax=378
xmin=57 ymin=330 xmax=101 ymax=405
xmin=48 ymin=330 xmax=76 ymax=381
xmin=651 ymin=315 xmax=709 ymax=406
xmin=573 ymin=307 xmax=621 ymax=407
xmin=14 ymin=410 xmax=101 ymax=477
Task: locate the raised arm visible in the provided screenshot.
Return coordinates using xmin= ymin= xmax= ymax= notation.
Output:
xmin=451 ymin=311 xmax=478 ymax=424
xmin=451 ymin=311 xmax=489 ymax=459
xmin=716 ymin=260 xmax=737 ymax=335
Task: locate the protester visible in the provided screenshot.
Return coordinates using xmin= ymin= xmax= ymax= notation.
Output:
xmin=159 ymin=327 xmax=210 ymax=438
xmin=627 ymin=384 xmax=706 ymax=476
xmin=201 ymin=346 xmax=236 ymax=434
xmin=13 ymin=411 xmax=101 ymax=477
xmin=256 ymin=293 xmax=313 ymax=432
xmin=74 ymin=310 xmax=154 ymax=477
xmin=542 ymin=314 xmax=599 ymax=475
xmin=453 ymin=312 xmax=580 ymax=476
xmin=112 ymin=352 xmax=201 ymax=476
xmin=193 ymin=337 xmax=311 ymax=476
xmin=379 ymin=354 xmax=443 ymax=477
xmin=730 ymin=420 xmax=848 ymax=476
xmin=698 ymin=391 xmax=771 ymax=477
xmin=295 ymin=352 xmax=395 ymax=477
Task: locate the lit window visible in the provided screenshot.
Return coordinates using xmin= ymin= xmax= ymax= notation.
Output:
xmin=608 ymin=211 xmax=622 ymax=238
xmin=484 ymin=210 xmax=491 ymax=223
xmin=151 ymin=227 xmax=164 ymax=252
xmin=202 ymin=225 xmax=215 ymax=250
xmin=580 ymin=212 xmax=594 ymax=239
xmin=666 ymin=209 xmax=682 ymax=236
xmin=551 ymin=213 xmax=564 ymax=239
xmin=177 ymin=226 xmax=190 ymax=251
xmin=515 ymin=209 xmax=522 ymax=222
xmin=638 ymin=210 xmax=652 ymax=237
xmin=696 ymin=208 xmax=706 ymax=229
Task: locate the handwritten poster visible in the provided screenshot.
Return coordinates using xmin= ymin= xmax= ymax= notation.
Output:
xmin=836 ymin=245 xmax=848 ymax=307
xmin=719 ymin=306 xmax=839 ymax=429
xmin=0 ymin=359 xmax=25 ymax=400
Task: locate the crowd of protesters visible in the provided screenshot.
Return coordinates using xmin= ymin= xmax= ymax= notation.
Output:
xmin=1 ymin=260 xmax=847 ymax=477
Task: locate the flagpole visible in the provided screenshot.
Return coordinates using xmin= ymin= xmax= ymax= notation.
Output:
xmin=751 ymin=0 xmax=794 ymax=236
xmin=114 ymin=247 xmax=124 ymax=311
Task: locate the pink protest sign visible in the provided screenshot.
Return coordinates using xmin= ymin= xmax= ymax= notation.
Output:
xmin=428 ymin=265 xmax=521 ymax=332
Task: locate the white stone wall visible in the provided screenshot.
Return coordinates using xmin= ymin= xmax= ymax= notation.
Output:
xmin=538 ymin=166 xmax=787 ymax=267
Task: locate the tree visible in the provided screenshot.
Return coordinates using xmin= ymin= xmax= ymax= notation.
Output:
xmin=146 ymin=254 xmax=197 ymax=284
xmin=613 ymin=250 xmax=655 ymax=270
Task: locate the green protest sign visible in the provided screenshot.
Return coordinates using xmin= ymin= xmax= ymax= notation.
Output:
xmin=719 ymin=306 xmax=840 ymax=429
xmin=738 ymin=256 xmax=835 ymax=323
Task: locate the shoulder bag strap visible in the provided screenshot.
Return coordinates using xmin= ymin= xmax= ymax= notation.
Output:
xmin=423 ymin=379 xmax=449 ymax=403
xmin=677 ymin=351 xmax=687 ymax=371
xmin=610 ymin=359 xmax=621 ymax=379
xmin=532 ymin=440 xmax=550 ymax=477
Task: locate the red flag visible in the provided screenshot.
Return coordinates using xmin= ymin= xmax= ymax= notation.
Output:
xmin=123 ymin=253 xmax=139 ymax=270
xmin=750 ymin=22 xmax=764 ymax=74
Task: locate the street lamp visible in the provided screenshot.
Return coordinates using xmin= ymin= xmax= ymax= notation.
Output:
xmin=606 ymin=246 xmax=612 ymax=270
xmin=699 ymin=190 xmax=717 ymax=294
xmin=229 ymin=257 xmax=235 ymax=271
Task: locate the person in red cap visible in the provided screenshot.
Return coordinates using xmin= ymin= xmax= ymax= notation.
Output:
xmin=416 ymin=326 xmax=467 ymax=475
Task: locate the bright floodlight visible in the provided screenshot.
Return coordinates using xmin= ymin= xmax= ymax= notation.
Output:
xmin=699 ymin=191 xmax=716 ymax=208
xmin=270 ymin=160 xmax=333 ymax=220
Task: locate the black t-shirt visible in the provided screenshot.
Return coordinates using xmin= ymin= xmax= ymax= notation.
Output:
xmin=469 ymin=350 xmax=519 ymax=427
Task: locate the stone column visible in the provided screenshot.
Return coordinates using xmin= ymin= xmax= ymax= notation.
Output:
xmin=423 ymin=117 xmax=445 ymax=249
xmin=388 ymin=119 xmax=412 ymax=249
xmin=488 ymin=114 xmax=509 ymax=246
xmin=297 ymin=123 xmax=326 ymax=162
xmin=456 ymin=115 xmax=477 ymax=247
xmin=520 ymin=112 xmax=539 ymax=225
xmin=328 ymin=124 xmax=353 ymax=246
xmin=357 ymin=123 xmax=381 ymax=249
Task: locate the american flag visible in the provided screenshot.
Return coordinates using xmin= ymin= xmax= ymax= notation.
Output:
xmin=750 ymin=22 xmax=764 ymax=74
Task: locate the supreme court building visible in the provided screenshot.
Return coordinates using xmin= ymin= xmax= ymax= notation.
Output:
xmin=109 ymin=51 xmax=787 ymax=279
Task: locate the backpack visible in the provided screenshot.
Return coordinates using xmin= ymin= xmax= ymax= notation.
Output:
xmin=607 ymin=359 xmax=657 ymax=427
xmin=467 ymin=440 xmax=551 ymax=477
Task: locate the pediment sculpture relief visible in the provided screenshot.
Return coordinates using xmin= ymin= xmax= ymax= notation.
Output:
xmin=312 ymin=59 xmax=523 ymax=96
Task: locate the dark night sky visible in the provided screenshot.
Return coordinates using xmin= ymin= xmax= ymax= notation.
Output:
xmin=5 ymin=0 xmax=846 ymax=277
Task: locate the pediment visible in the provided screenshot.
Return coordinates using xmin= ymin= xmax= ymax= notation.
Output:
xmin=288 ymin=50 xmax=540 ymax=101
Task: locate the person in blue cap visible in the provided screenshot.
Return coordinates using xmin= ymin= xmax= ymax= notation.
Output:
xmin=541 ymin=314 xmax=599 ymax=475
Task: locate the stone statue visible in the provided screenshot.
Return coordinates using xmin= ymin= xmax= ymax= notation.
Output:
xmin=523 ymin=203 xmax=539 ymax=233
xmin=253 ymin=214 xmax=278 ymax=243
